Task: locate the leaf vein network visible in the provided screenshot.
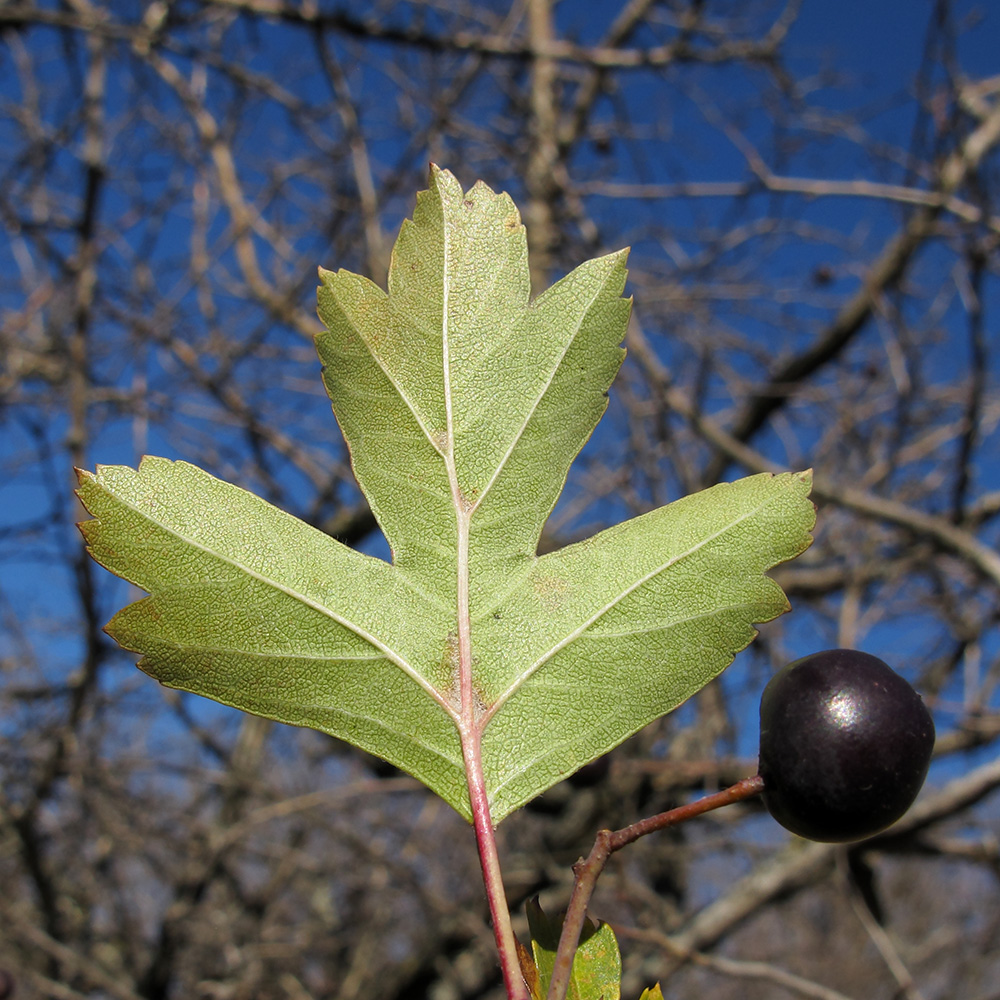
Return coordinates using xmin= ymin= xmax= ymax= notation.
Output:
xmin=108 ymin=489 xmax=456 ymax=719
xmin=483 ymin=498 xmax=776 ymax=723
xmin=336 ymin=293 xmax=448 ymax=459
xmin=469 ymin=278 xmax=610 ymax=514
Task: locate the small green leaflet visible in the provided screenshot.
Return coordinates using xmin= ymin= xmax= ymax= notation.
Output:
xmin=78 ymin=166 xmax=814 ymax=823
xmin=524 ymin=898 xmax=621 ymax=1000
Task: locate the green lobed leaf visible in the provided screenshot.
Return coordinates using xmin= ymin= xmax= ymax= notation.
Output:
xmin=78 ymin=166 xmax=814 ymax=822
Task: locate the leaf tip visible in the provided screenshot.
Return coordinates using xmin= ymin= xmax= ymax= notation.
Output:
xmin=426 ymin=161 xmax=461 ymax=193
xmin=73 ymin=467 xmax=95 ymax=503
xmin=74 ymin=466 xmax=100 ymax=517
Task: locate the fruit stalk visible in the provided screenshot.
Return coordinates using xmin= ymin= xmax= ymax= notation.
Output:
xmin=545 ymin=775 xmax=765 ymax=1000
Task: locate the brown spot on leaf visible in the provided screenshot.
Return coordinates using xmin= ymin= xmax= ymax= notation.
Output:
xmin=533 ymin=575 xmax=570 ymax=613
xmin=442 ymin=631 xmax=461 ymax=702
xmin=457 ymin=485 xmax=478 ymax=512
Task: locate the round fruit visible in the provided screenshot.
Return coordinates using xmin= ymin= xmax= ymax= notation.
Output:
xmin=757 ymin=649 xmax=935 ymax=843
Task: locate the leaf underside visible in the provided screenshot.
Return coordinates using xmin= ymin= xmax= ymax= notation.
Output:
xmin=78 ymin=167 xmax=814 ymax=823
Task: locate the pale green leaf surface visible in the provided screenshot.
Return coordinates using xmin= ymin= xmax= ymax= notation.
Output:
xmin=473 ymin=470 xmax=813 ymax=819
xmin=317 ymin=166 xmax=630 ymax=594
xmin=78 ymin=458 xmax=466 ymax=808
xmin=80 ymin=167 xmax=814 ymax=823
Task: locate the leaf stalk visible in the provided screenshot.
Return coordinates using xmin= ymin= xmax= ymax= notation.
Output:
xmin=463 ymin=725 xmax=530 ymax=1000
xmin=453 ymin=466 xmax=528 ymax=999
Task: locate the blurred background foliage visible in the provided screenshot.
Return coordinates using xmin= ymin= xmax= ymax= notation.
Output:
xmin=2 ymin=1 xmax=1000 ymax=998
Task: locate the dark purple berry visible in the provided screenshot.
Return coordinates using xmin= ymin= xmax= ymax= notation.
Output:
xmin=758 ymin=649 xmax=935 ymax=843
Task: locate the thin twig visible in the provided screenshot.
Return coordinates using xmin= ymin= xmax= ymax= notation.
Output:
xmin=545 ymin=776 xmax=765 ymax=1000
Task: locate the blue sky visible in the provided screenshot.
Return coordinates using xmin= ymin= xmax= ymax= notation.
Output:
xmin=2 ymin=0 xmax=998 ymax=785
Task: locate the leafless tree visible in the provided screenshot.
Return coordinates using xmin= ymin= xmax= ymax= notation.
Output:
xmin=2 ymin=2 xmax=999 ymax=998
